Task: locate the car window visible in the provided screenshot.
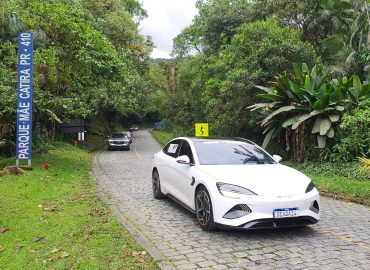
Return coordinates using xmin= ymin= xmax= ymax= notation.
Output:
xmin=163 ymin=139 xmax=181 ymax=158
xmin=193 ymin=140 xmax=276 ymax=165
xmin=111 ymin=133 xmax=127 ymax=139
xmin=178 ymin=140 xmax=194 ymax=163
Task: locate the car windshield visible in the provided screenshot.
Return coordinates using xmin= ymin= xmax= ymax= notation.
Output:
xmin=111 ymin=133 xmax=127 ymax=139
xmin=193 ymin=140 xmax=276 ymax=165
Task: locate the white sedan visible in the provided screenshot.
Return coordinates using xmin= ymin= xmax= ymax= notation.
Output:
xmin=152 ymin=137 xmax=320 ymax=230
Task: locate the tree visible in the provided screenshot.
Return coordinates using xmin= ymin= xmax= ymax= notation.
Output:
xmin=0 ymin=0 xmax=154 ymax=155
xmin=172 ymin=0 xmax=253 ymax=57
xmin=203 ymin=19 xmax=317 ymax=137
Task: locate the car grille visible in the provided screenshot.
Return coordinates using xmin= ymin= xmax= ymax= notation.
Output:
xmin=240 ymin=216 xmax=318 ymax=229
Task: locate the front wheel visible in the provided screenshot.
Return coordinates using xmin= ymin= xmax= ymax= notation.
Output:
xmin=152 ymin=169 xmax=165 ymax=199
xmin=195 ymin=186 xmax=215 ymax=231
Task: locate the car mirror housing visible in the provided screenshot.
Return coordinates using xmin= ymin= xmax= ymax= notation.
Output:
xmin=176 ymin=155 xmax=192 ymax=165
xmin=272 ymin=154 xmax=282 ymax=163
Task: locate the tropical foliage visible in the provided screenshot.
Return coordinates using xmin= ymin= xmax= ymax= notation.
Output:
xmin=249 ymin=63 xmax=369 ymax=161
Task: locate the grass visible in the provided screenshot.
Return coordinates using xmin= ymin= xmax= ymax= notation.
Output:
xmin=0 ymin=143 xmax=158 ymax=270
xmin=284 ymin=161 xmax=369 ymax=205
xmin=151 ymin=130 xmax=369 ymax=206
xmin=151 ymin=130 xmax=176 ymax=146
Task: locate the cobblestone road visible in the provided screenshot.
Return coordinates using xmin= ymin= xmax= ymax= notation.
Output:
xmin=93 ymin=130 xmax=370 ymax=270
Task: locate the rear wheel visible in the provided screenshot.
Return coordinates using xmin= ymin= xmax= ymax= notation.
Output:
xmin=152 ymin=169 xmax=165 ymax=199
xmin=195 ymin=186 xmax=215 ymax=231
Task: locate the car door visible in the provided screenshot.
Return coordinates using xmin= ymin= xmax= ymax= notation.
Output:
xmin=170 ymin=140 xmax=197 ymax=209
xmin=158 ymin=139 xmax=182 ymax=196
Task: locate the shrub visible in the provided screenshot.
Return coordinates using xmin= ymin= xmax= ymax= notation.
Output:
xmin=331 ymin=98 xmax=370 ymax=161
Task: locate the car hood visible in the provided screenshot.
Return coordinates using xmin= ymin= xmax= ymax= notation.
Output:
xmin=197 ymin=164 xmax=311 ymax=196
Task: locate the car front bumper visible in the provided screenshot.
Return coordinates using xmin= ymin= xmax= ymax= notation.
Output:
xmin=108 ymin=142 xmax=130 ymax=149
xmin=211 ymin=189 xmax=320 ymax=229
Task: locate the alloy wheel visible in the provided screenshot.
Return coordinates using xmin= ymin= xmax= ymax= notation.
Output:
xmin=196 ymin=190 xmax=211 ymax=226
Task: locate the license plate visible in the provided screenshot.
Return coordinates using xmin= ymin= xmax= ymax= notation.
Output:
xmin=273 ymin=208 xmax=299 ymax=218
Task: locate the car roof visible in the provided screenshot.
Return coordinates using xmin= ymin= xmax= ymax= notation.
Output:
xmin=172 ymin=136 xmax=257 ymax=145
xmin=112 ymin=132 xmax=128 ymax=135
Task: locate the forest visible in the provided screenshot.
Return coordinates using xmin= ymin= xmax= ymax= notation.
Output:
xmin=0 ymin=0 xmax=369 ymax=168
xmin=152 ymin=0 xmax=370 ymax=168
xmin=0 ymin=0 xmax=157 ymax=154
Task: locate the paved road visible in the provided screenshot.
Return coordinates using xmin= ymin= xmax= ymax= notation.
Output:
xmin=93 ymin=130 xmax=370 ymax=270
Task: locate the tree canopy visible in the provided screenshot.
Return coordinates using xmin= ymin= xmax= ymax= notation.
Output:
xmin=0 ymin=0 xmax=156 ymax=154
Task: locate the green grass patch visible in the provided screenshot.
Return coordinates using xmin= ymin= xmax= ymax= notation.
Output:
xmin=0 ymin=143 xmax=158 ymax=269
xmin=284 ymin=161 xmax=369 ymax=205
xmin=151 ymin=130 xmax=176 ymax=146
xmin=151 ymin=130 xmax=369 ymax=205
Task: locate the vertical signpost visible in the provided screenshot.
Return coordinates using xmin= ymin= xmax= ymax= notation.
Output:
xmin=16 ymin=32 xmax=34 ymax=167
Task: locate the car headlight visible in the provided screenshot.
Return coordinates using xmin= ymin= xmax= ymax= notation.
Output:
xmin=216 ymin=182 xmax=257 ymax=198
xmin=305 ymin=181 xmax=316 ymax=193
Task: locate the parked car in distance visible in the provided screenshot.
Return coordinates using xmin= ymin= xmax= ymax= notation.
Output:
xmin=107 ymin=132 xmax=131 ymax=151
xmin=132 ymin=125 xmax=139 ymax=131
xmin=152 ymin=137 xmax=320 ymax=231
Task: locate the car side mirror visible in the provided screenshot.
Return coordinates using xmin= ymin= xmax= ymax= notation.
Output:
xmin=273 ymin=154 xmax=282 ymax=163
xmin=176 ymin=155 xmax=193 ymax=165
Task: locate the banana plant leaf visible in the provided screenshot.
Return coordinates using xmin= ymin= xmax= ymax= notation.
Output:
xmin=256 ymin=93 xmax=282 ymax=102
xmin=261 ymin=105 xmax=296 ymax=126
xmin=282 ymin=115 xmax=300 ymax=128
xmin=289 ymin=81 xmax=304 ymax=100
xmin=262 ymin=129 xmax=275 ymax=149
xmin=291 ymin=114 xmax=313 ymax=129
xmin=335 ymin=105 xmax=345 ymax=111
xmin=317 ymin=135 xmax=327 ymax=148
xmin=319 ymin=117 xmax=332 ymax=135
xmin=312 ymin=117 xmax=322 ymax=133
xmin=313 ymin=100 xmax=324 ymax=110
xmin=293 ymin=63 xmax=303 ymax=82
xmin=304 ymin=75 xmax=311 ymax=92
xmin=327 ymin=127 xmax=335 ymax=138
xmin=328 ymin=114 xmax=340 ymax=122
xmin=255 ymin=85 xmax=275 ymax=94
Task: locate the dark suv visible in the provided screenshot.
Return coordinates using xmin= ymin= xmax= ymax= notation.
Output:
xmin=107 ymin=132 xmax=130 ymax=151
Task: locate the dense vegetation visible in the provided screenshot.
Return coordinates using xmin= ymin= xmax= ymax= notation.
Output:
xmin=0 ymin=0 xmax=369 ymax=173
xmin=153 ymin=0 xmax=370 ymax=168
xmin=0 ymin=0 xmax=157 ymax=155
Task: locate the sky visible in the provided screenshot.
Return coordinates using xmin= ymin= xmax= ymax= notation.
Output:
xmin=139 ymin=0 xmax=198 ymax=59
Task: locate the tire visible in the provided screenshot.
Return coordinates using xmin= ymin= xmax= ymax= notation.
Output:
xmin=107 ymin=146 xmax=112 ymax=151
xmin=195 ymin=186 xmax=215 ymax=231
xmin=152 ymin=169 xmax=165 ymax=199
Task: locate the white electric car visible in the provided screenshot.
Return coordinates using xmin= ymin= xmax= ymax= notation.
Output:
xmin=152 ymin=137 xmax=320 ymax=230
